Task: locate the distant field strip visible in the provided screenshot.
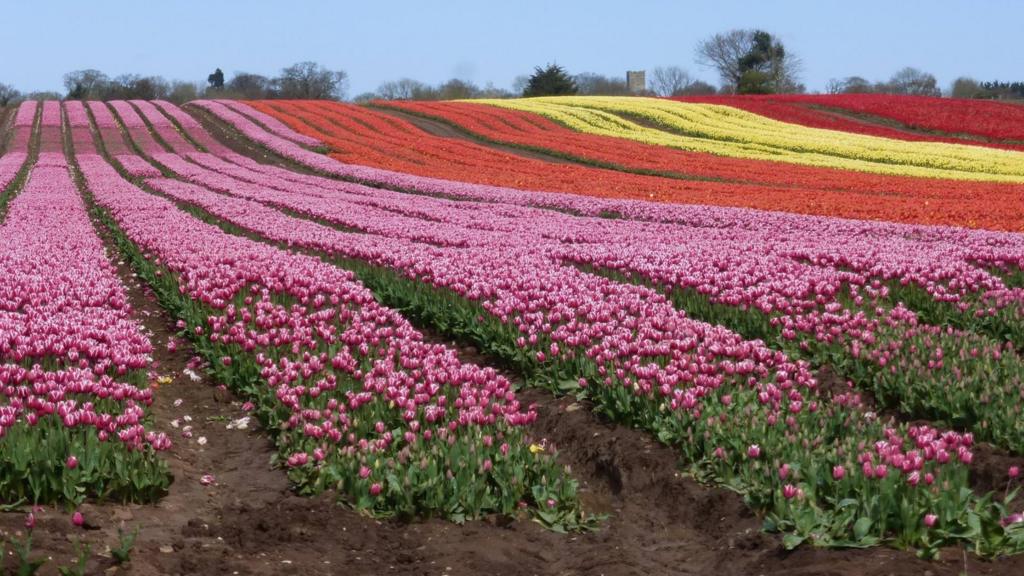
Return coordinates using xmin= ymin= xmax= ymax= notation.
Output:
xmin=473 ymin=96 xmax=1024 ymax=182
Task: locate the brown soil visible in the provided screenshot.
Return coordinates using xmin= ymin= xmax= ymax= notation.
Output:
xmin=371 ymin=106 xmax=578 ymax=166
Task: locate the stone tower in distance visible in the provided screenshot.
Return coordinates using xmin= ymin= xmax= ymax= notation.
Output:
xmin=627 ymin=70 xmax=646 ymax=93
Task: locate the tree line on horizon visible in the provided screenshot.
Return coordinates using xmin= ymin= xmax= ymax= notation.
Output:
xmin=0 ymin=28 xmax=1021 ymax=107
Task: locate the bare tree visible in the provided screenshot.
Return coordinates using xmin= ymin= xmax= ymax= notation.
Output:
xmin=650 ymin=66 xmax=693 ymax=96
xmin=105 ymin=74 xmax=169 ymax=100
xmin=63 ymin=69 xmax=110 ymax=99
xmin=372 ymin=77 xmax=511 ymax=101
xmin=377 ymin=78 xmax=430 ymax=100
xmin=846 ymin=78 xmax=874 ymax=93
xmin=770 ymin=50 xmax=804 ymax=93
xmin=675 ymin=80 xmax=717 ymax=96
xmin=832 ymin=76 xmax=874 ymax=93
xmin=167 ymin=81 xmax=199 ymax=103
xmin=437 ymin=78 xmax=479 ymax=99
xmin=574 ymin=72 xmax=631 ymax=96
xmin=351 ymin=92 xmax=379 ymax=103
xmin=475 ymin=82 xmax=513 ymax=98
xmin=226 ymin=72 xmax=273 ymax=99
xmin=277 ymin=61 xmax=348 ymax=100
xmin=695 ymin=29 xmax=751 ymax=91
xmin=0 ymin=83 xmax=21 ymax=106
xmin=511 ymin=75 xmax=530 ymax=95
xmin=24 ymin=91 xmax=63 ymax=101
xmin=951 ymin=77 xmax=982 ymax=99
xmin=883 ymin=67 xmax=941 ymax=96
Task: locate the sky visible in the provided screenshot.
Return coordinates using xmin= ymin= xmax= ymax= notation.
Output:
xmin=3 ymin=0 xmax=1021 ymax=97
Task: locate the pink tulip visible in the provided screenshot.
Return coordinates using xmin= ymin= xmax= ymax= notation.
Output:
xmin=832 ymin=465 xmax=846 ymax=480
xmin=1002 ymin=513 xmax=1024 ymax=527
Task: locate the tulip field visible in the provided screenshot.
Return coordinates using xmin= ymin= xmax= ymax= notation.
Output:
xmin=2 ymin=94 xmax=1024 ymax=573
xmin=673 ymin=94 xmax=1024 ymax=148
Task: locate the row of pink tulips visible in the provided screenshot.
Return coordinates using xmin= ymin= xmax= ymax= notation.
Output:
xmin=71 ymin=130 xmax=586 ymax=525
xmin=6 ymin=101 xmax=37 ymax=153
xmin=0 ymin=116 xmax=170 ymax=502
xmin=216 ymin=99 xmax=323 ymax=147
xmin=64 ymin=101 xmax=97 ymax=155
xmin=86 ymin=101 xmax=159 ymax=177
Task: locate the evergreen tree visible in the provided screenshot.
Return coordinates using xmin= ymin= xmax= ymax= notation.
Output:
xmin=523 ymin=64 xmax=577 ymax=97
xmin=207 ymin=68 xmax=225 ymax=89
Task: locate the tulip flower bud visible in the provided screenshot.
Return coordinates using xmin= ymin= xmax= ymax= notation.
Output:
xmin=832 ymin=465 xmax=846 ymax=480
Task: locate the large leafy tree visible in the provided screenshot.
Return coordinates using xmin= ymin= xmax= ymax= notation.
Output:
xmin=696 ymin=29 xmax=802 ymax=94
xmin=522 ymin=64 xmax=577 ymax=97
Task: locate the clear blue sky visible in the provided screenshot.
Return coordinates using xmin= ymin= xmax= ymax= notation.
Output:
xmin=4 ymin=0 xmax=1021 ymax=96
